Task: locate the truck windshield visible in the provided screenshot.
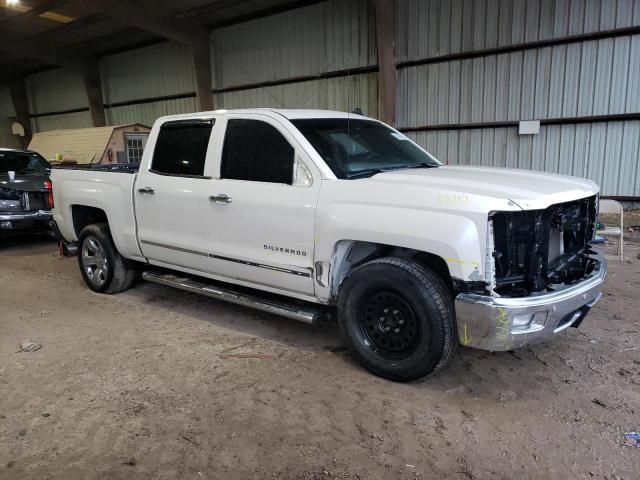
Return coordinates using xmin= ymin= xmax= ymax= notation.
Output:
xmin=291 ymin=118 xmax=440 ymax=179
xmin=0 ymin=151 xmax=50 ymax=175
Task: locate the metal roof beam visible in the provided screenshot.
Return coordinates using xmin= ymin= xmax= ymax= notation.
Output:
xmin=0 ymin=31 xmax=95 ymax=71
xmin=70 ymin=0 xmax=208 ymax=45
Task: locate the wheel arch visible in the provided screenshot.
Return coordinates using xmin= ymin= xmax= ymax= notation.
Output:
xmin=328 ymin=240 xmax=454 ymax=301
xmin=71 ymin=205 xmax=109 ymax=238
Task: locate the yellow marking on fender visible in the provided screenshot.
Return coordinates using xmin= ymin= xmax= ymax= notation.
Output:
xmin=445 ymin=257 xmax=481 ymax=268
xmin=462 ymin=324 xmax=472 ymax=346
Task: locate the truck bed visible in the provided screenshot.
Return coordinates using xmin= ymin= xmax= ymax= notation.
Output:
xmin=51 ymin=166 xmax=144 ymax=261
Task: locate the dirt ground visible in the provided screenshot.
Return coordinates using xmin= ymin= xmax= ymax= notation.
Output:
xmin=1 ymin=225 xmax=639 ymax=480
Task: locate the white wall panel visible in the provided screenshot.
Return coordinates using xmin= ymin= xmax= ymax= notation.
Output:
xmin=407 ymin=121 xmax=640 ymax=195
xmin=398 ymin=0 xmax=640 ymax=62
xmin=26 ymin=68 xmax=87 ymax=115
xmin=215 ymin=73 xmax=377 ymax=118
xmin=31 ymin=111 xmax=93 ymax=133
xmin=105 ymin=97 xmax=197 ymax=127
xmin=101 ymin=42 xmax=196 ymax=104
xmin=397 ymin=35 xmax=640 ymax=128
xmin=211 ymin=0 xmax=375 ymax=89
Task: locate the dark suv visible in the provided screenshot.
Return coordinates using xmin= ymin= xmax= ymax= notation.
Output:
xmin=0 ymin=148 xmax=53 ymax=235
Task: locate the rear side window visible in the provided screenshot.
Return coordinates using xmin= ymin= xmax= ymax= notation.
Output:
xmin=150 ymin=120 xmax=214 ymax=176
xmin=221 ymin=119 xmax=294 ymax=184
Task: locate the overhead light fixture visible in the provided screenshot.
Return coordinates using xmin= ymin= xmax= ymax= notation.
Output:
xmin=1 ymin=0 xmax=75 ymax=23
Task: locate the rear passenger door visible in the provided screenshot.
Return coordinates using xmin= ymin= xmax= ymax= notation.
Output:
xmin=136 ymin=118 xmax=216 ymax=272
xmin=206 ymin=115 xmax=321 ymax=297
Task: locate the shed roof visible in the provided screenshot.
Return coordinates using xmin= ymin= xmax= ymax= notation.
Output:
xmin=28 ymin=124 xmax=148 ymax=164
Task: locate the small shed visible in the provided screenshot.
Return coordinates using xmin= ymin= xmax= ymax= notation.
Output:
xmin=28 ymin=124 xmax=150 ymax=165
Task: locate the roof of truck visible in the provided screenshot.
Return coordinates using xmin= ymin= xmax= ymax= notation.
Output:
xmin=157 ymin=108 xmax=372 ymax=123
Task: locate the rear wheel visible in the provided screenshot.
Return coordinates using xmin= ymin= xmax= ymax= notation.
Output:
xmin=77 ymin=223 xmax=136 ymax=294
xmin=338 ymin=257 xmax=456 ymax=382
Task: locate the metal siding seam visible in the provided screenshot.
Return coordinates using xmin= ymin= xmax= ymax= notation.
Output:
xmin=627 ymin=36 xmax=640 ymax=112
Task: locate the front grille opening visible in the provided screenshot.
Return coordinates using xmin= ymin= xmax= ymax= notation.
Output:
xmin=492 ymin=195 xmax=598 ymax=297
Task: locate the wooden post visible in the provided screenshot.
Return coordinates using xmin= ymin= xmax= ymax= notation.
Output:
xmin=192 ymin=41 xmax=214 ymax=112
xmin=83 ymin=64 xmax=106 ymax=127
xmin=9 ymin=79 xmax=33 ymax=148
xmin=374 ymin=0 xmax=397 ymax=126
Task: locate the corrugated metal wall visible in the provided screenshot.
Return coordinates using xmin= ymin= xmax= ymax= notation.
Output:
xmin=215 ymin=73 xmax=378 ymax=117
xmin=211 ymin=0 xmax=377 ymax=115
xmin=3 ymin=0 xmax=637 ymax=195
xmin=398 ymin=0 xmax=640 ymax=195
xmin=407 ymin=120 xmax=640 ymax=196
xmin=26 ymin=68 xmax=93 ymax=132
xmin=211 ymin=0 xmax=375 ymax=87
xmin=0 ymin=86 xmax=21 ymax=149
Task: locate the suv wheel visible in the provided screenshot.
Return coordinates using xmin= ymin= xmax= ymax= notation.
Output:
xmin=338 ymin=257 xmax=456 ymax=382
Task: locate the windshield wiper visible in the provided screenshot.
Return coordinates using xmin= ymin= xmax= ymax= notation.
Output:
xmin=346 ymin=168 xmax=386 ymax=179
xmin=346 ymin=163 xmax=439 ymax=179
xmin=405 ymin=162 xmax=439 ymax=169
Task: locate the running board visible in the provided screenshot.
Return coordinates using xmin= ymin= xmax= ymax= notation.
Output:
xmin=141 ymin=271 xmax=323 ymax=325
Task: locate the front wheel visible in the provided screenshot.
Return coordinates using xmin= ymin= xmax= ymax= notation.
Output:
xmin=338 ymin=257 xmax=456 ymax=382
xmin=77 ymin=223 xmax=136 ymax=294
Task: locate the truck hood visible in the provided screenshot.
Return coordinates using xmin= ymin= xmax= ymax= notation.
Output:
xmin=0 ymin=173 xmax=50 ymax=192
xmin=366 ymin=166 xmax=599 ymax=210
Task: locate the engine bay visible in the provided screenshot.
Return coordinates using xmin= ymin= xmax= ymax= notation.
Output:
xmin=491 ymin=195 xmax=599 ymax=297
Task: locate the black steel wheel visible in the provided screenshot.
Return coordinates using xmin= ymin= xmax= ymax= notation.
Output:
xmin=357 ymin=291 xmax=422 ymax=360
xmin=338 ymin=257 xmax=456 ymax=382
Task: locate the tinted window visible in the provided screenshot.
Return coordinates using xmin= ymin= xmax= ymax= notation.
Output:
xmin=221 ymin=119 xmax=294 ymax=184
xmin=151 ymin=120 xmax=214 ymax=176
xmin=0 ymin=151 xmax=50 ymax=175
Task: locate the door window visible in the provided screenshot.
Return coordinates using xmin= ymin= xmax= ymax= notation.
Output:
xmin=150 ymin=120 xmax=214 ymax=177
xmin=221 ymin=119 xmax=294 ymax=184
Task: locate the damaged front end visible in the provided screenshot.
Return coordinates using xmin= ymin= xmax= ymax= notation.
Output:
xmin=490 ymin=195 xmax=599 ymax=297
xmin=454 ymin=194 xmax=606 ymax=352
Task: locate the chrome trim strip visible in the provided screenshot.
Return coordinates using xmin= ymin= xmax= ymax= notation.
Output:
xmin=140 ymin=239 xmax=208 ymax=257
xmin=139 ymin=239 xmax=312 ymax=278
xmin=142 ymin=271 xmax=321 ymax=324
xmin=209 ymin=253 xmax=311 ymax=278
xmin=0 ymin=210 xmax=52 ymax=221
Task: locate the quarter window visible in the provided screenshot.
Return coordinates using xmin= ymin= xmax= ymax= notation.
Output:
xmin=221 ymin=119 xmax=294 ymax=184
xmin=150 ymin=120 xmax=214 ymax=176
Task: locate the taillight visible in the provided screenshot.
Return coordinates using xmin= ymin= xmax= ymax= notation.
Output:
xmin=44 ymin=179 xmax=54 ymax=209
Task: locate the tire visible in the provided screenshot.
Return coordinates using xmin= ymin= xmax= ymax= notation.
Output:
xmin=77 ymin=223 xmax=136 ymax=294
xmin=337 ymin=257 xmax=456 ymax=382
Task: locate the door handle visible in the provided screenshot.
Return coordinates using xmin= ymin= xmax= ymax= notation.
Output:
xmin=138 ymin=187 xmax=155 ymax=194
xmin=209 ymin=194 xmax=232 ymax=204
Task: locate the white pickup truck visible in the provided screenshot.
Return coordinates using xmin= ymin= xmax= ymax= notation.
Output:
xmin=51 ymin=109 xmax=606 ymax=381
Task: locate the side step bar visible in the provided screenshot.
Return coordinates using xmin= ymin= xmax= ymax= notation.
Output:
xmin=141 ymin=271 xmax=324 ymax=325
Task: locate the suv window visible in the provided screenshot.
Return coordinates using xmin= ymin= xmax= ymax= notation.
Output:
xmin=150 ymin=120 xmax=214 ymax=176
xmin=221 ymin=119 xmax=294 ymax=184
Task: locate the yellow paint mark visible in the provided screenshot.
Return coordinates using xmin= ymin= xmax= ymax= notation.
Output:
xmin=437 ymin=193 xmax=469 ymax=204
xmin=445 ymin=257 xmax=480 ymax=268
xmin=494 ymin=307 xmax=511 ymax=349
xmin=462 ymin=324 xmax=472 ymax=346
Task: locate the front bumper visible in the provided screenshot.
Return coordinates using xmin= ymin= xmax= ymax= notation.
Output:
xmin=0 ymin=210 xmax=53 ymax=232
xmin=455 ymin=253 xmax=607 ymax=351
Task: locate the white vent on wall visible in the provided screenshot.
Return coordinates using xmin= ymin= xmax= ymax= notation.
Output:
xmin=519 ymin=120 xmax=540 ymax=135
